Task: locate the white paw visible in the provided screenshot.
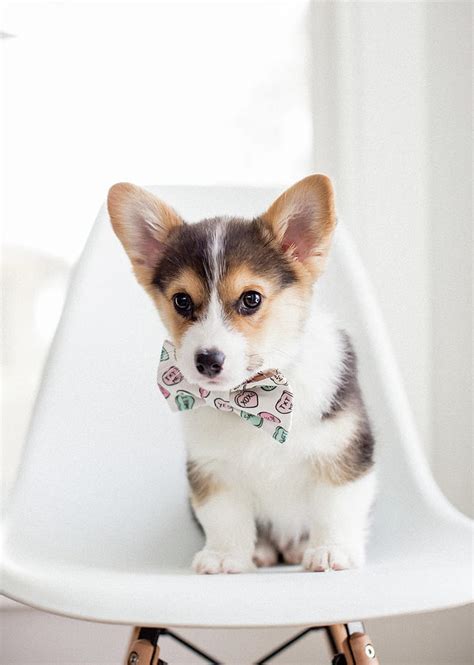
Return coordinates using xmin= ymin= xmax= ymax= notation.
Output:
xmin=302 ymin=544 xmax=364 ymax=572
xmin=253 ymin=541 xmax=278 ymax=568
xmin=281 ymin=540 xmax=306 ymax=565
xmin=192 ymin=549 xmax=255 ymax=574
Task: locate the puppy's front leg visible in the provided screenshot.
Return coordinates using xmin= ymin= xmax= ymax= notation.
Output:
xmin=192 ymin=490 xmax=256 ymax=574
xmin=303 ymin=471 xmax=376 ymax=572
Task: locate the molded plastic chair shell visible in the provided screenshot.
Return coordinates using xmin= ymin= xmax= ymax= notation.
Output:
xmin=2 ymin=186 xmax=472 ymax=627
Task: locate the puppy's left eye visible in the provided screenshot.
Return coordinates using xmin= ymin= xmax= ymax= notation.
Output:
xmin=239 ymin=290 xmax=262 ymax=314
xmin=173 ymin=292 xmax=193 ymax=315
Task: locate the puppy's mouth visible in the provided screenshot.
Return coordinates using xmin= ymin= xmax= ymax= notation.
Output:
xmin=202 ymin=377 xmax=225 ymax=387
xmin=196 ymin=369 xmax=264 ymax=393
xmin=195 ymin=375 xmax=240 ymax=391
xmin=183 ymin=368 xmax=249 ymax=392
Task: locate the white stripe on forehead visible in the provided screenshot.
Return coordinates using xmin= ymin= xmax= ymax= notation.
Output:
xmin=203 ymin=221 xmax=226 ymax=329
xmin=210 ymin=221 xmax=225 ymax=286
xmin=202 ymin=222 xmax=232 ymax=338
xmin=205 ymin=289 xmax=226 ymax=334
xmin=206 ymin=222 xmax=226 ymax=331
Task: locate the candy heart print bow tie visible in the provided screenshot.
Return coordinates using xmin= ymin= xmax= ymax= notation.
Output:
xmin=157 ymin=340 xmax=293 ymax=443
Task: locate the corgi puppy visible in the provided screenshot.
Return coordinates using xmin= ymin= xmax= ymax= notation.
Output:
xmin=108 ymin=175 xmax=375 ymax=574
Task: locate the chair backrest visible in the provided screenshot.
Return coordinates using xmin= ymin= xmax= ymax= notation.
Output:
xmin=3 ymin=186 xmax=461 ymax=573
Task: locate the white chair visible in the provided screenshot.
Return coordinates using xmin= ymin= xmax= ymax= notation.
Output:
xmin=2 ymin=186 xmax=472 ymax=665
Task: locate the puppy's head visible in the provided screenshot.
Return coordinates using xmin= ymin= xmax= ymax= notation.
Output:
xmin=108 ymin=176 xmax=336 ymax=390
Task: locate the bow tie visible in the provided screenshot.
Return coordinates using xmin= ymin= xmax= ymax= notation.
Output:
xmin=157 ymin=340 xmax=293 ymax=443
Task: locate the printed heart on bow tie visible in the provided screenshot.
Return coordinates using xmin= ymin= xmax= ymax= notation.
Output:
xmin=156 ymin=340 xmax=293 ymax=442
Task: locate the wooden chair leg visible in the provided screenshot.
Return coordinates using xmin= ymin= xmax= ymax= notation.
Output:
xmin=124 ymin=627 xmax=165 ymax=665
xmin=327 ymin=622 xmax=379 ymax=664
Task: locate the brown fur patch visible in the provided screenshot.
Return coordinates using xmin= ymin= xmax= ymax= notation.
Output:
xmin=218 ymin=265 xmax=274 ymax=303
xmin=146 ymin=288 xmax=192 ymax=345
xmin=217 ymin=264 xmax=312 ymax=350
xmin=153 ymin=268 xmax=209 ymax=343
xmin=312 ymin=412 xmax=375 ymax=486
xmin=163 ymin=267 xmax=207 ymax=306
xmin=218 ymin=265 xmax=277 ymax=336
xmin=140 ymin=267 xmax=209 ymax=345
xmin=314 ymin=440 xmax=374 ymax=485
xmin=313 ymin=331 xmax=375 ymax=485
xmin=186 ymin=460 xmax=223 ymax=507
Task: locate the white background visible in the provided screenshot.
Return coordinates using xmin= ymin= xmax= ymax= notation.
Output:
xmin=1 ymin=1 xmax=472 ymax=664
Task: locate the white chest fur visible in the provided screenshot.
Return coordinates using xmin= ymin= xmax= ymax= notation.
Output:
xmin=182 ymin=311 xmax=374 ymax=552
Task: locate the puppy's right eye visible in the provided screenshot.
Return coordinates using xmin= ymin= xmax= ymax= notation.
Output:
xmin=173 ymin=292 xmax=193 ymax=315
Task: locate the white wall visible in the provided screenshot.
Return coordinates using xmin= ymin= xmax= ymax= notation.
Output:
xmin=1 ymin=1 xmax=313 ymax=262
xmin=310 ymin=0 xmax=472 ymax=516
xmin=426 ymin=2 xmax=473 ymax=518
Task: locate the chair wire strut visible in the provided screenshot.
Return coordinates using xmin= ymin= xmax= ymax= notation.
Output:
xmin=124 ymin=621 xmax=379 ymax=664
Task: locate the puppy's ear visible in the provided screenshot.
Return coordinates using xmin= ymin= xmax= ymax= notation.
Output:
xmin=107 ymin=183 xmax=183 ymax=284
xmin=261 ymin=174 xmax=336 ymax=279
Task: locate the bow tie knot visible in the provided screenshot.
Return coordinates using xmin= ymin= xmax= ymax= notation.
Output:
xmin=157 ymin=340 xmax=293 ymax=442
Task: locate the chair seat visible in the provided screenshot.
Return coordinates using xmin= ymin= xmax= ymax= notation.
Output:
xmin=3 ymin=515 xmax=471 ymax=627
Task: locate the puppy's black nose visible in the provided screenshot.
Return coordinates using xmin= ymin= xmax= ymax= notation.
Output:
xmin=195 ymin=349 xmax=225 ymax=377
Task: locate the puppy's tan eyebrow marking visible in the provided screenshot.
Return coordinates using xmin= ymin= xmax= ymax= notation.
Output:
xmin=152 ymin=219 xmax=217 ymax=292
xmin=218 ymin=265 xmax=274 ymax=304
xmin=164 ymin=267 xmax=208 ymax=305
